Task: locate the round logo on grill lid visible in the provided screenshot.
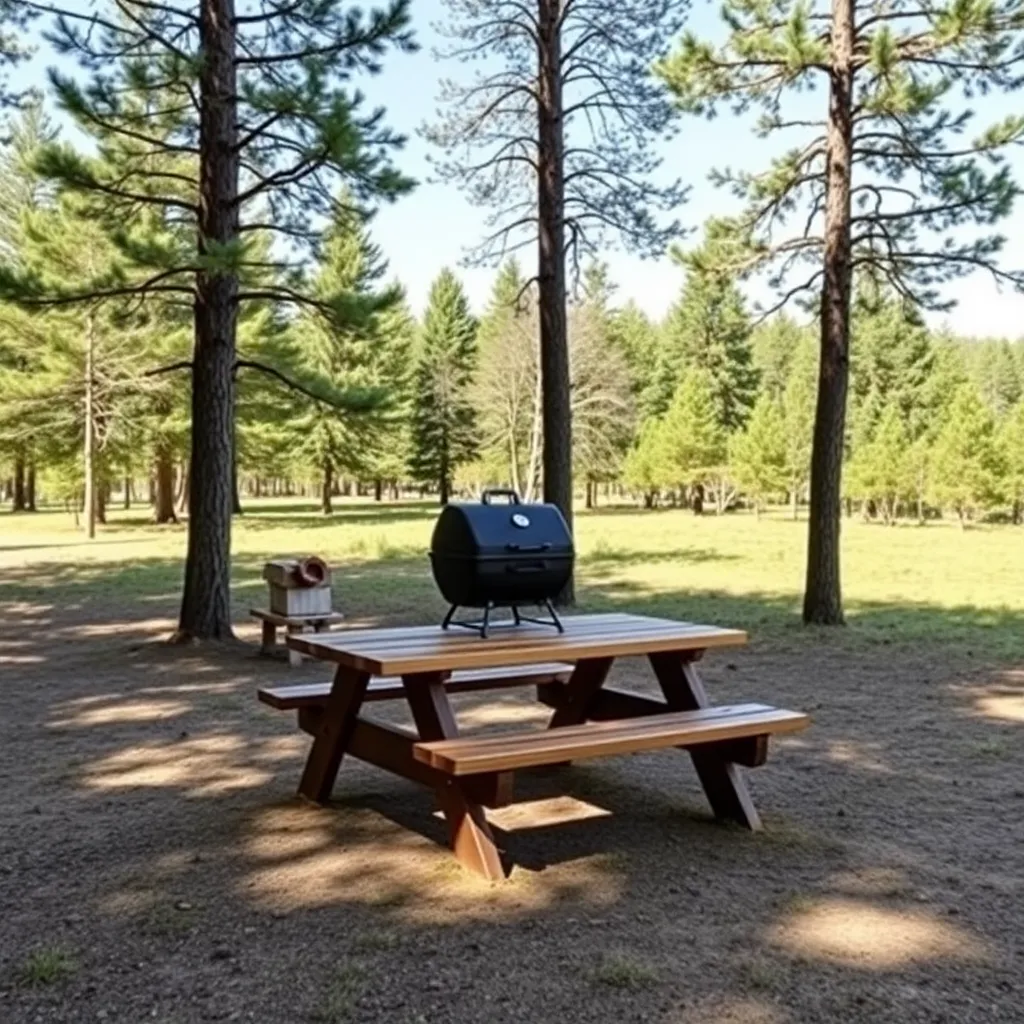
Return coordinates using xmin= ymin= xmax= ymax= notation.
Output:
xmin=511 ymin=512 xmax=530 ymax=528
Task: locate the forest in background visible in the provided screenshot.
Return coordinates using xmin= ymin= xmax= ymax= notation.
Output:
xmin=0 ymin=0 xmax=1022 ymax=639
xmin=3 ymin=98 xmax=1023 ymax=533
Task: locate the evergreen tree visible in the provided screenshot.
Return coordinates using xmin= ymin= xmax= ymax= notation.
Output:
xmin=751 ymin=315 xmax=811 ymax=403
xmin=782 ymin=334 xmax=818 ymax=521
xmin=729 ymin=395 xmax=788 ymax=519
xmin=408 ymin=270 xmax=478 ymax=504
xmin=999 ymin=400 xmax=1024 ymax=524
xmin=8 ymin=0 xmax=416 ymax=640
xmin=660 ymin=0 xmax=1024 ymax=623
xmin=929 ymin=386 xmax=1004 ymax=526
xmin=608 ymin=300 xmax=659 ymax=411
xmin=656 ymin=369 xmax=727 ymax=514
xmin=966 ymin=338 xmax=1024 ymax=418
xmin=850 ymin=291 xmax=937 ymax=441
xmin=653 ymin=231 xmax=758 ymax=427
xmin=845 ymin=404 xmax=911 ymax=524
xmin=292 ymin=204 xmax=406 ymax=512
xmin=622 ymin=420 xmax=665 ymax=509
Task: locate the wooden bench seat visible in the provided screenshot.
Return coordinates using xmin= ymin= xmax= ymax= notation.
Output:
xmin=258 ymin=662 xmax=575 ymax=711
xmin=414 ymin=702 xmax=810 ymax=775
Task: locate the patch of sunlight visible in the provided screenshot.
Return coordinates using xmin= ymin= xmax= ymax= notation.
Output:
xmin=669 ymin=996 xmax=787 ymax=1024
xmin=488 ymin=796 xmax=612 ymax=831
xmin=83 ymin=736 xmax=272 ymax=795
xmin=0 ymin=653 xmax=45 ymax=664
xmin=50 ymin=698 xmax=191 ymax=728
xmin=242 ymin=804 xmax=623 ymax=921
xmin=771 ymin=898 xmax=988 ymax=968
xmin=62 ymin=616 xmax=176 ymax=638
xmin=454 ymin=702 xmax=552 ymax=728
xmin=974 ymin=694 xmax=1024 ymax=723
xmin=825 ymin=739 xmax=893 ymax=774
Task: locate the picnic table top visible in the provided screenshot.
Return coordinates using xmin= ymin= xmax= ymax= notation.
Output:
xmin=286 ymin=612 xmax=747 ymax=677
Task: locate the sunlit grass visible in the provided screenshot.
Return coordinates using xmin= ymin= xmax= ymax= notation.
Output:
xmin=2 ymin=497 xmax=1022 ymax=656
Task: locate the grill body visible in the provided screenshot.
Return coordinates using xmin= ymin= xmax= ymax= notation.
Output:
xmin=429 ymin=490 xmax=574 ymax=634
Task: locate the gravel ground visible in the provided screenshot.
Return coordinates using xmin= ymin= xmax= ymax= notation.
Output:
xmin=1 ymin=602 xmax=1021 ymax=1024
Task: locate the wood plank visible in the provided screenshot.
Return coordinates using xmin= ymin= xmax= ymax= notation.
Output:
xmin=288 ymin=614 xmax=746 ymax=676
xmin=297 ymin=665 xmax=371 ymax=804
xmin=258 ymin=662 xmax=574 ymax=710
xmin=650 ymin=652 xmax=763 ymax=830
xmin=414 ymin=704 xmax=810 ymax=775
xmin=537 ymin=685 xmax=773 ymax=767
xmin=251 ymin=608 xmax=344 ymax=627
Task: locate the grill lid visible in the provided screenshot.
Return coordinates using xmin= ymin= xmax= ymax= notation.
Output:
xmin=431 ymin=489 xmax=573 ymax=559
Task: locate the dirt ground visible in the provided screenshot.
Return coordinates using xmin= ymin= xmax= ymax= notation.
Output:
xmin=1 ymin=600 xmax=1022 ymax=1024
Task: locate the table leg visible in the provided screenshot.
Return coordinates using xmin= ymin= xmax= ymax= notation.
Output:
xmin=547 ymin=657 xmax=615 ymax=728
xmin=286 ymin=624 xmax=304 ymax=667
xmin=260 ymin=620 xmax=276 ymax=657
xmin=298 ymin=665 xmax=371 ymax=803
xmin=403 ymin=672 xmax=507 ymax=881
xmin=648 ymin=651 xmax=762 ymax=830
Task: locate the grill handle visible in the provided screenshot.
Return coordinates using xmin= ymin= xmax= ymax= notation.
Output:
xmin=505 ymin=542 xmax=551 ymax=553
xmin=506 ymin=561 xmax=548 ymax=573
xmin=481 ymin=488 xmax=521 ymax=505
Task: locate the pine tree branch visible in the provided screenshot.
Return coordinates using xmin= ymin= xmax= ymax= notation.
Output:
xmin=143 ymin=360 xmax=193 ymax=377
xmin=235 ymin=359 xmax=379 ymax=413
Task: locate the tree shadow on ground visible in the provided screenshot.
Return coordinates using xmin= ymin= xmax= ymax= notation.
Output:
xmin=3 ymin=622 xmax=1021 ymax=1023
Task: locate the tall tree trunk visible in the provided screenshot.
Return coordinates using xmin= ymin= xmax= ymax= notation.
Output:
xmin=537 ymin=0 xmax=573 ymax=601
xmin=803 ymin=0 xmax=854 ymax=626
xmin=95 ymin=480 xmax=107 ymax=525
xmin=26 ymin=463 xmax=36 ymax=511
xmin=584 ymin=479 xmax=594 ymax=509
xmin=123 ymin=474 xmax=131 ymax=510
xmin=177 ymin=0 xmax=239 ymax=641
xmin=232 ymin=444 xmax=242 ymax=516
xmin=154 ymin=447 xmax=177 ymax=523
xmin=373 ymin=478 xmax=382 ymax=502
xmin=439 ymin=450 xmax=450 ymax=506
xmin=84 ymin=312 xmax=97 ymax=540
xmin=322 ymin=461 xmax=333 ymax=515
xmin=12 ymin=451 xmax=26 ymax=511
xmin=692 ymin=483 xmax=704 ymax=516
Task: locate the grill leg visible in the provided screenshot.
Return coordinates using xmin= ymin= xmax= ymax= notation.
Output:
xmin=544 ymin=599 xmax=565 ymax=633
xmin=480 ymin=602 xmax=493 ymax=639
xmin=441 ymin=604 xmax=458 ymax=631
xmin=512 ymin=605 xmax=522 ymax=625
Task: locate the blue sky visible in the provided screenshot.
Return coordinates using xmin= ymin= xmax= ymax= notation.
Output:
xmin=14 ymin=0 xmax=1024 ymax=336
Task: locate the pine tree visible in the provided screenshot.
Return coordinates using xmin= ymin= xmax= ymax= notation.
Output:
xmin=845 ymin=404 xmax=911 ymax=524
xmin=729 ymin=395 xmax=787 ymax=519
xmin=929 ymin=386 xmax=1004 ymax=526
xmin=999 ymin=401 xmax=1024 ymax=524
xmin=656 ymin=369 xmax=727 ymax=514
xmin=622 ymin=420 xmax=665 ymax=509
xmin=850 ymin=291 xmax=937 ymax=441
xmin=8 ymin=1 xmax=416 ymax=640
xmin=292 ymin=204 xmax=405 ymax=512
xmin=653 ymin=230 xmax=759 ymax=428
xmin=782 ymin=335 xmax=818 ymax=521
xmin=427 ymin=0 xmax=688 ymax=552
xmin=659 ymin=0 xmax=1024 ymax=623
xmin=408 ymin=270 xmax=478 ymax=505
xmin=608 ymin=300 xmax=659 ymax=411
xmin=751 ymin=315 xmax=812 ymax=403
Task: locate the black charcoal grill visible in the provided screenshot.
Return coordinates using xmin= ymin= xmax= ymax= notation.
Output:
xmin=429 ymin=489 xmax=574 ymax=637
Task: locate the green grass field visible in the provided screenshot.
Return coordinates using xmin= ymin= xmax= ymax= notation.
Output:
xmin=2 ymin=498 xmax=1022 ymax=658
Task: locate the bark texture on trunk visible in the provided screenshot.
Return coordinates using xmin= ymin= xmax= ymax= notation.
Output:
xmin=25 ymin=463 xmax=36 ymax=511
xmin=537 ymin=0 xmax=573 ymax=601
xmin=803 ymin=0 xmax=854 ymax=626
xmin=177 ymin=0 xmax=239 ymax=641
xmin=12 ymin=452 xmax=26 ymax=511
xmin=154 ymin=447 xmax=177 ymax=523
xmin=84 ymin=312 xmax=97 ymax=540
xmin=322 ymin=461 xmax=333 ymax=515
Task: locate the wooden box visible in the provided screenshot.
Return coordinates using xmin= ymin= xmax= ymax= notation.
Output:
xmin=263 ymin=559 xmax=334 ymax=618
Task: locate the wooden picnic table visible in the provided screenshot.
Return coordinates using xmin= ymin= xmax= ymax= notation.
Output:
xmin=261 ymin=612 xmax=809 ymax=879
